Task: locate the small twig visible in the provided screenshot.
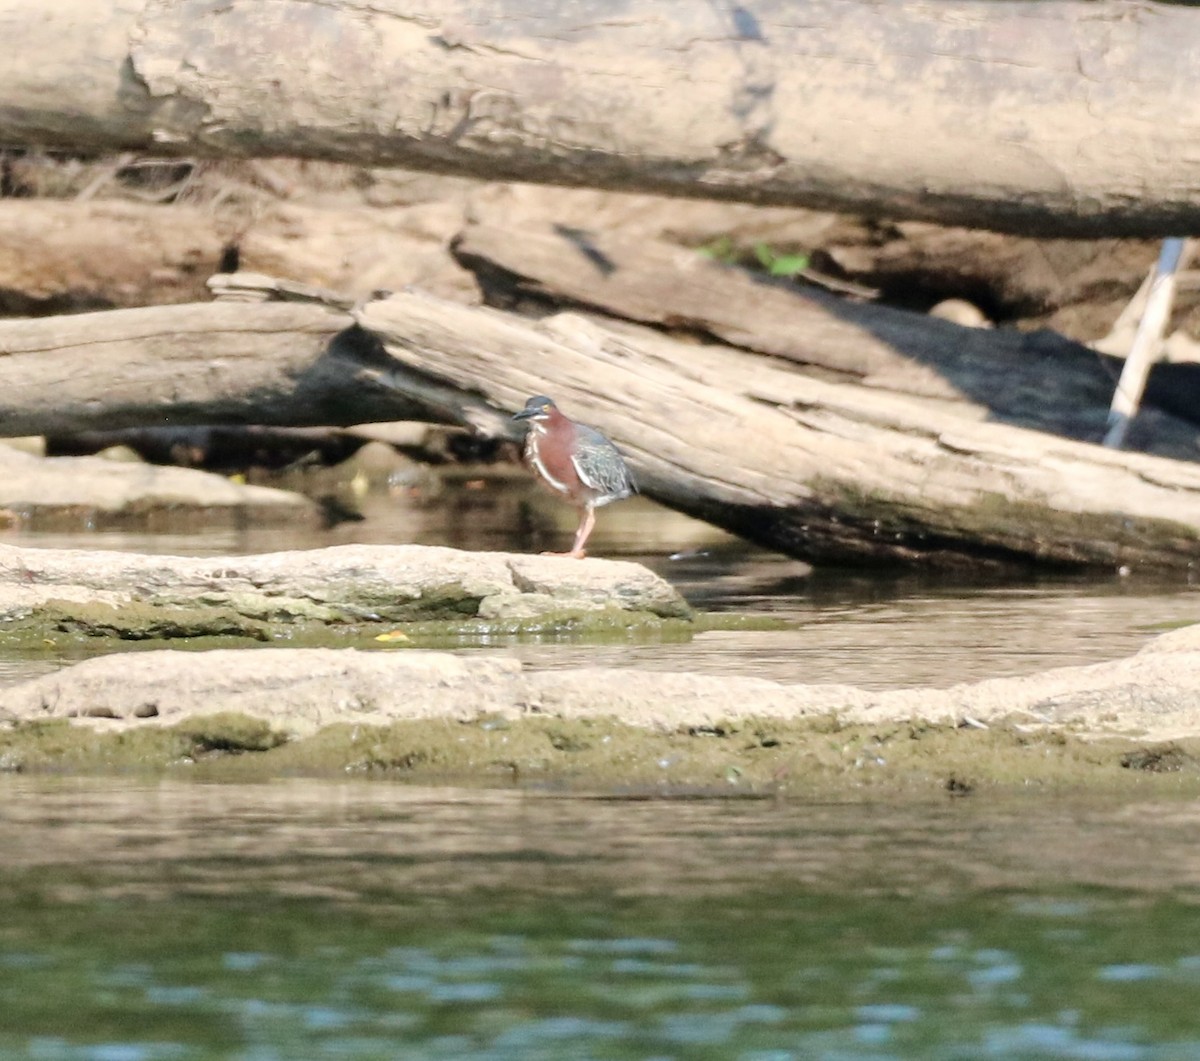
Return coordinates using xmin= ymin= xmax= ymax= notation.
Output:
xmin=244 ymin=160 xmax=296 ymax=199
xmin=73 ymin=152 xmax=135 ymax=202
xmin=796 ymin=267 xmax=880 ymax=301
xmin=206 ymin=270 xmax=356 ymax=310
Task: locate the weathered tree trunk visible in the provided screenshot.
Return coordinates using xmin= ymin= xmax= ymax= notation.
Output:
xmin=0 ymin=297 xmax=423 ymax=435
xmin=3 ymin=0 xmax=1200 ymax=236
xmin=0 ymin=283 xmax=518 ymax=438
xmin=355 ymin=289 xmax=1200 ymax=569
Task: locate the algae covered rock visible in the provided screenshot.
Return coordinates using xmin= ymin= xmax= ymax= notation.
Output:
xmin=0 ymin=542 xmax=690 ymax=640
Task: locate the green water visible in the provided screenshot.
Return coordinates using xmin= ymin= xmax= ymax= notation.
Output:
xmin=3 ymin=779 xmax=1200 ymax=1059
xmin=2 ymin=480 xmax=1200 ymax=1058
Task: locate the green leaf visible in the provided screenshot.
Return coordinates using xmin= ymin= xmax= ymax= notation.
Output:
xmin=767 ymin=253 xmax=810 ymax=277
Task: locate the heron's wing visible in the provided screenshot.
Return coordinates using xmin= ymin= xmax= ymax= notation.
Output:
xmin=571 ymin=426 xmax=635 ymax=498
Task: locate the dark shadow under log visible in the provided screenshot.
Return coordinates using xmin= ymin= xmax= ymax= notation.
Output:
xmin=452 ymin=221 xmax=1200 ymax=459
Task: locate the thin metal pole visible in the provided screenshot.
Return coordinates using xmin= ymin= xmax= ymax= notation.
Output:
xmin=1104 ymin=237 xmax=1188 ymax=449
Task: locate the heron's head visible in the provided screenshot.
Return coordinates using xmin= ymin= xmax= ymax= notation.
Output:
xmin=512 ymin=395 xmax=558 ymax=422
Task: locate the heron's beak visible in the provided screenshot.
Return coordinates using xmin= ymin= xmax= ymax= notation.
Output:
xmin=512 ymin=408 xmax=535 ymax=421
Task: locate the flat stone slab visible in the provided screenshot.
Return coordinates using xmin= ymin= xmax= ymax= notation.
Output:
xmin=3 ymin=623 xmax=1199 ymax=744
xmin=0 ymin=444 xmax=317 ymax=527
xmin=0 ymin=542 xmax=691 ymax=631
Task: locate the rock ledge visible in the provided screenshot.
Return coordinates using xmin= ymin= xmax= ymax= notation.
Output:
xmin=0 ymin=542 xmax=690 ymax=635
xmin=3 ymin=624 xmax=1198 ymax=746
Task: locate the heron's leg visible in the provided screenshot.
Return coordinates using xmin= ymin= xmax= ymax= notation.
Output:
xmin=569 ymin=505 xmax=597 ymax=559
xmin=541 ymin=505 xmax=594 ymax=559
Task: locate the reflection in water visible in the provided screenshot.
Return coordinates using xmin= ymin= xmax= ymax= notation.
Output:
xmin=2 ymin=779 xmax=1200 ymax=1059
xmin=507 ymin=576 xmax=1200 ymax=689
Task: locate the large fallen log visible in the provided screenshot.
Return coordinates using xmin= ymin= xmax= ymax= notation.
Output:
xmin=0 ymin=297 xmax=469 ymax=436
xmin=4 ymin=0 xmax=1200 ymax=236
xmin=7 ymin=186 xmax=1190 ymax=339
xmin=355 ymin=289 xmax=1200 ymax=568
xmin=2 ymin=278 xmax=1200 ymax=566
xmin=465 ymin=184 xmax=1200 ymax=339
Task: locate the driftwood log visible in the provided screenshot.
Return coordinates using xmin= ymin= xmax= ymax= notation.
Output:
xmin=0 ymin=294 xmax=487 ymax=437
xmin=7 ymin=187 xmax=1194 ymax=339
xmin=0 ymin=256 xmax=1187 ymax=457
xmin=355 ymin=289 xmax=1200 ymax=568
xmin=3 ymin=0 xmax=1200 ymax=236
xmin=0 ymin=197 xmax=479 ymax=316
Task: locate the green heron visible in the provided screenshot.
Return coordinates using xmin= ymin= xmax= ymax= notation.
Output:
xmin=512 ymin=395 xmax=636 ymax=558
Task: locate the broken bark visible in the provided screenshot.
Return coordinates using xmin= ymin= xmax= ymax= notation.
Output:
xmin=355 ymin=288 xmax=1200 ymax=569
xmin=453 ymin=222 xmax=1200 ymax=454
xmin=4 ymin=0 xmax=1200 ymax=236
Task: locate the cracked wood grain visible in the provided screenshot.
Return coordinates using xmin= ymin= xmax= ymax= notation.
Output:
xmin=1 ymin=0 xmax=1200 ymax=235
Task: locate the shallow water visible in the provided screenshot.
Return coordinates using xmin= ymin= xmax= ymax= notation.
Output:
xmin=3 ymin=779 xmax=1200 ymax=1060
xmin=0 ymin=479 xmax=1196 ymax=690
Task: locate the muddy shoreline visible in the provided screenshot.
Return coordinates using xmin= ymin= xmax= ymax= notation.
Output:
xmin=3 ymin=708 xmax=1199 ymax=800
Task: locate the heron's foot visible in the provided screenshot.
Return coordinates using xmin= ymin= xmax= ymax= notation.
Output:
xmin=540 ymin=549 xmax=587 ymax=559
